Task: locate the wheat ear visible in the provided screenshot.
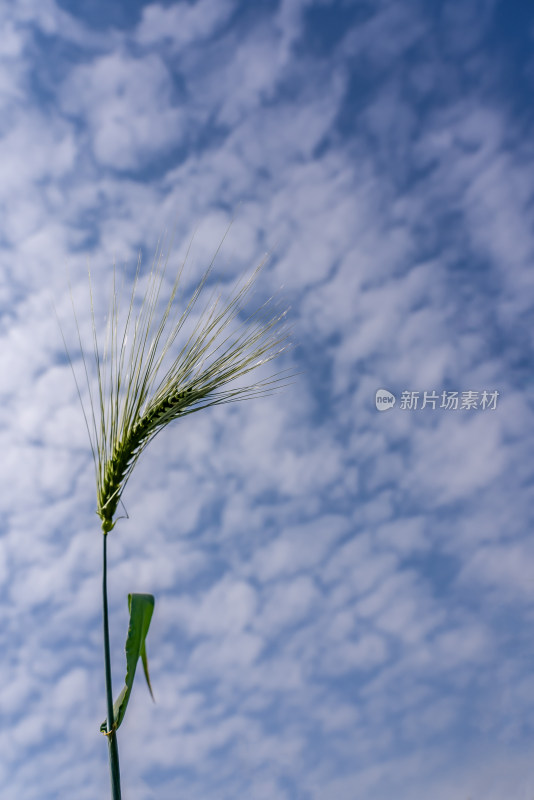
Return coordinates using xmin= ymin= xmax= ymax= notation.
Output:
xmin=70 ymin=238 xmax=289 ymax=532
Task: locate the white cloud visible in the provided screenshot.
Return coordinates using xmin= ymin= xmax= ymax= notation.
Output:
xmin=61 ymin=52 xmax=184 ymax=169
xmin=174 ymin=576 xmax=258 ymax=636
xmin=136 ymin=0 xmax=236 ymax=49
xmin=249 ymin=514 xmax=348 ymax=582
xmin=257 ymin=574 xmax=319 ymax=633
xmin=403 ymin=411 xmax=505 ymax=505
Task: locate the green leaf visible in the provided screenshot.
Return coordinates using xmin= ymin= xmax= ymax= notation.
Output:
xmin=101 ymin=593 xmax=155 ymax=733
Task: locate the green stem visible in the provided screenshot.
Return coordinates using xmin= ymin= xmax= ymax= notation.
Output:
xmin=103 ymin=531 xmax=122 ymax=800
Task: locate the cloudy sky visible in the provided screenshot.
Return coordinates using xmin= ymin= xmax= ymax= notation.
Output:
xmin=0 ymin=1 xmax=533 ymax=798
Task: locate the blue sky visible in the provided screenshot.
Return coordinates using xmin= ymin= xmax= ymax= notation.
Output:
xmin=0 ymin=1 xmax=533 ymax=798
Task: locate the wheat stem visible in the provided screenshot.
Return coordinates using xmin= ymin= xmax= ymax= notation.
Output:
xmin=102 ymin=532 xmax=122 ymax=799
